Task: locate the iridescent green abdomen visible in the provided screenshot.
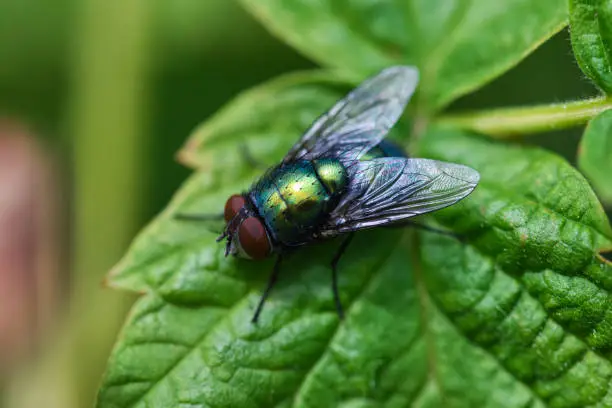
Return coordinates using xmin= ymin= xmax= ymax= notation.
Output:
xmin=249 ymin=159 xmax=348 ymax=245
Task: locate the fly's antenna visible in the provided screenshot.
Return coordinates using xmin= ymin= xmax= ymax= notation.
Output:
xmin=224 ymin=237 xmax=233 ymax=257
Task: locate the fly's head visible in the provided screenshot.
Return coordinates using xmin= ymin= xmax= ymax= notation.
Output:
xmin=218 ymin=194 xmax=272 ymax=260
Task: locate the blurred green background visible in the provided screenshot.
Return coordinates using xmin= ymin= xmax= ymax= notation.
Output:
xmin=0 ymin=1 xmax=597 ymax=407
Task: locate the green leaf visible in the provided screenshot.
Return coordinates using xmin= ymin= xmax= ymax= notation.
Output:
xmin=418 ymin=127 xmax=612 ymax=253
xmin=239 ymin=0 xmax=567 ymax=111
xmin=578 ymin=109 xmax=612 ymax=204
xmin=99 ymin=230 xmax=548 ymax=408
xmin=569 ymin=0 xmax=612 ymax=92
xmin=99 ymin=75 xmax=612 ymax=407
xmin=418 ymin=128 xmax=612 ymax=407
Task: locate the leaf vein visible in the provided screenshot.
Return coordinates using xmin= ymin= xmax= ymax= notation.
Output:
xmin=123 ymin=307 xmax=228 ymax=407
xmin=290 ymin=232 xmax=405 ymax=407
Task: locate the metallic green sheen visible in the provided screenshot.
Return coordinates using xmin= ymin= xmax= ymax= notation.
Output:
xmin=251 ymin=174 xmax=294 ymax=241
xmin=312 ymin=158 xmax=348 ymax=195
xmin=249 ymin=159 xmax=347 ymax=245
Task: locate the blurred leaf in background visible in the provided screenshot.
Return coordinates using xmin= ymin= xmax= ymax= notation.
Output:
xmin=239 ymin=0 xmax=566 ymax=111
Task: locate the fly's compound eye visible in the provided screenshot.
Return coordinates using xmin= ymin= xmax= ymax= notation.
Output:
xmin=224 ymin=194 xmax=246 ymax=222
xmin=238 ymin=217 xmax=271 ymax=260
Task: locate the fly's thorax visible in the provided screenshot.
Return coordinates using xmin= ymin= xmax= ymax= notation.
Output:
xmin=249 ymin=159 xmax=348 ymax=245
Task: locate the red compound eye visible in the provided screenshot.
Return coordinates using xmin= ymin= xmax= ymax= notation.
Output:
xmin=224 ymin=194 xmax=246 ymax=222
xmin=238 ymin=217 xmax=271 ymax=260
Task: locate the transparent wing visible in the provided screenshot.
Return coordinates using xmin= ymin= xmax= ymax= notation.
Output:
xmin=284 ymin=66 xmax=419 ymax=163
xmin=320 ymin=158 xmax=480 ymax=235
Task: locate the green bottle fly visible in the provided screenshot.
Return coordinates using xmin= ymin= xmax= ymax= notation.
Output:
xmin=180 ymin=66 xmax=480 ymax=323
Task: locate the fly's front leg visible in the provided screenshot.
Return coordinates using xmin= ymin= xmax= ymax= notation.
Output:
xmin=330 ymin=233 xmax=355 ymax=320
xmin=174 ymin=213 xmax=224 ymax=221
xmin=174 ymin=213 xmax=225 ymax=236
xmin=240 ymin=143 xmax=266 ymax=170
xmin=252 ymin=254 xmax=283 ymax=323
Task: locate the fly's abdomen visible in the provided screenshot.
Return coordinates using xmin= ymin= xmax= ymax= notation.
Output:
xmin=250 ymin=159 xmax=348 ymax=245
xmin=361 ymin=140 xmax=408 ymax=160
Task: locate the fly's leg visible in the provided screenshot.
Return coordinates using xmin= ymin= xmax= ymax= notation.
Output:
xmin=387 ymin=220 xmax=462 ymax=240
xmin=240 ymin=143 xmax=266 ymax=170
xmin=174 ymin=213 xmax=224 ymax=221
xmin=404 ymin=220 xmax=457 ymax=238
xmin=174 ymin=213 xmax=225 ymax=236
xmin=252 ymin=254 xmax=283 ymax=323
xmin=330 ymin=233 xmax=354 ymax=320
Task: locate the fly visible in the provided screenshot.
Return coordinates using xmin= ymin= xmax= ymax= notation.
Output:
xmin=178 ymin=66 xmax=480 ymax=323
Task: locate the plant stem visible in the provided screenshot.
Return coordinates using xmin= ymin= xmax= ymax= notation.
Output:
xmin=70 ymin=0 xmax=151 ymax=404
xmin=436 ymin=96 xmax=612 ymax=138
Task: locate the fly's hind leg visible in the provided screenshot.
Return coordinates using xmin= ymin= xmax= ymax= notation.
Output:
xmin=252 ymin=254 xmax=283 ymax=323
xmin=387 ymin=220 xmax=463 ymax=241
xmin=330 ymin=233 xmax=355 ymax=320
